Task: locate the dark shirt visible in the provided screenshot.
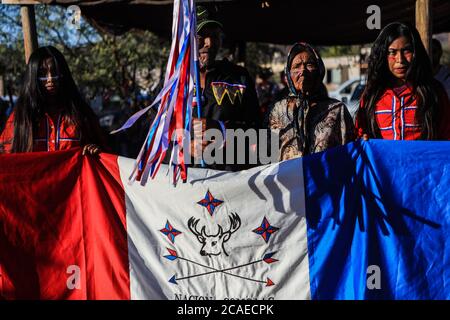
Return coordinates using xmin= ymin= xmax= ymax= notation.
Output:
xmin=192 ymin=59 xmax=260 ymax=171
xmin=195 ymin=59 xmax=259 ymax=131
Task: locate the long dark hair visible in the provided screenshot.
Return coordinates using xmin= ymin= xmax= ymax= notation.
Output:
xmin=12 ymin=46 xmax=102 ymax=152
xmin=360 ymin=22 xmax=438 ymax=139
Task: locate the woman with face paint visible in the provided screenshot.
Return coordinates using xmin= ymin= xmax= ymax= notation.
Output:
xmin=0 ymin=46 xmax=106 ymax=154
xmin=267 ymin=42 xmax=355 ymax=161
xmin=356 ymin=23 xmax=450 ymax=140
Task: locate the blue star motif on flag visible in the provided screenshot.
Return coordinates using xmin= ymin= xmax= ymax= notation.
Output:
xmin=159 ymin=220 xmax=182 ymax=244
xmin=197 ymin=190 xmax=224 ymax=216
xmin=253 ymin=217 xmax=279 ymax=243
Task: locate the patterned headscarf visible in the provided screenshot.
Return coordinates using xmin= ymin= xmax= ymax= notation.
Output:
xmin=285 ymin=42 xmax=326 ymax=98
xmin=284 ymin=42 xmax=327 ymax=155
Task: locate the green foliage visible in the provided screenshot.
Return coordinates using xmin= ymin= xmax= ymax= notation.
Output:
xmin=0 ymin=4 xmax=169 ymax=104
xmin=0 ymin=5 xmax=26 ymax=94
xmin=318 ymin=45 xmax=361 ymax=58
xmin=245 ymin=42 xmax=285 ymax=78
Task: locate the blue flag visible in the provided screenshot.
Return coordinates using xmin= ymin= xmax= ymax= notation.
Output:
xmin=304 ymin=140 xmax=450 ymax=299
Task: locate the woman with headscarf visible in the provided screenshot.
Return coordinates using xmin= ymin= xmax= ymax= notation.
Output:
xmin=355 ymin=22 xmax=450 ymax=140
xmin=267 ymin=42 xmax=355 ymax=161
xmin=0 ymin=46 xmax=106 ymax=154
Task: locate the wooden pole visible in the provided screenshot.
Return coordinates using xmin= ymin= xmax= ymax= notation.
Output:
xmin=20 ymin=5 xmax=38 ymax=63
xmin=0 ymin=75 xmax=4 ymax=97
xmin=415 ymin=0 xmax=432 ymax=57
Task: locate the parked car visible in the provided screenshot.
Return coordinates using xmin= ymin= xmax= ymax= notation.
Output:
xmin=329 ymin=78 xmax=360 ymax=105
xmin=347 ymin=80 xmax=366 ymax=119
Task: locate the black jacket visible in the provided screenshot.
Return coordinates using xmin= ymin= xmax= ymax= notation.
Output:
xmin=195 ymin=59 xmax=259 ymax=131
xmin=192 ymin=59 xmax=260 ymax=171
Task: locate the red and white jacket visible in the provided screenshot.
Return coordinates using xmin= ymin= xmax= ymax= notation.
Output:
xmin=0 ymin=112 xmax=81 ymax=153
xmin=356 ymin=83 xmax=450 ymax=140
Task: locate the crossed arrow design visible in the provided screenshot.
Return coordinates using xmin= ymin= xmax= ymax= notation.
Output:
xmin=164 ymin=248 xmax=278 ymax=287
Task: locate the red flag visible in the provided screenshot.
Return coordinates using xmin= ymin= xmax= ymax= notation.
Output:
xmin=0 ymin=149 xmax=129 ymax=299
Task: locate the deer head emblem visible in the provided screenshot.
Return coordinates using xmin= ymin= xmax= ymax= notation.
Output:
xmin=188 ymin=212 xmax=241 ymax=257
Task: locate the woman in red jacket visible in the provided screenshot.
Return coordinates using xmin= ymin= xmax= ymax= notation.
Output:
xmin=0 ymin=46 xmax=105 ymax=154
xmin=356 ymin=22 xmax=450 ymax=140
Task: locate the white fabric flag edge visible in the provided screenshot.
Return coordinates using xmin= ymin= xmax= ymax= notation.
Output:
xmin=117 ymin=156 xmax=311 ymax=300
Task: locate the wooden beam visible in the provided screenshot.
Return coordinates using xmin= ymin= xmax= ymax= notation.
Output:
xmin=20 ymin=5 xmax=39 ymax=63
xmin=415 ymin=0 xmax=432 ymax=56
